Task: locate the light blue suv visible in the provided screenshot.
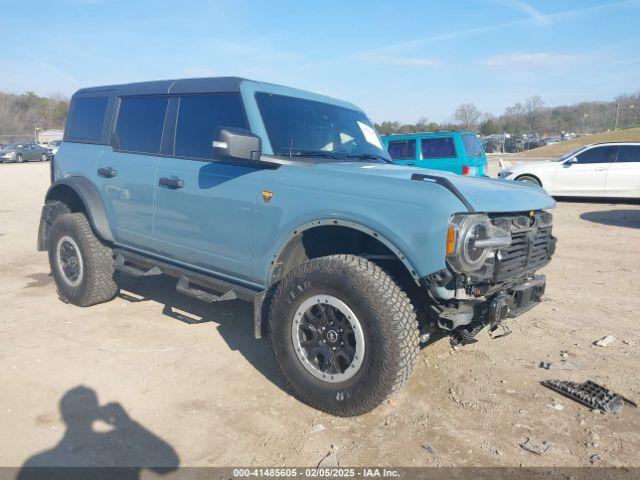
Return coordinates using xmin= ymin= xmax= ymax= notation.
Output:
xmin=37 ymin=77 xmax=556 ymax=415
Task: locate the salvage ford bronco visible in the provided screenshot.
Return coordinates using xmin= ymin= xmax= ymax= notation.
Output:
xmin=38 ymin=77 xmax=556 ymax=416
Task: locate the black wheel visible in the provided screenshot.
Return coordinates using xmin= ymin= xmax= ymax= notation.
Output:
xmin=48 ymin=212 xmax=118 ymax=307
xmin=16 ymin=154 xmax=23 ymax=163
xmin=268 ymin=254 xmax=419 ymax=416
xmin=516 ymin=175 xmax=541 ymax=186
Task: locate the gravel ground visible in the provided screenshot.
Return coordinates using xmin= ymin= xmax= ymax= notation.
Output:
xmin=1 ymin=161 xmax=639 ymax=470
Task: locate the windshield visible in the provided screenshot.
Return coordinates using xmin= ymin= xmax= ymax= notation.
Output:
xmin=461 ymin=134 xmax=484 ymax=157
xmin=255 ymin=92 xmax=390 ymax=162
xmin=555 ymin=146 xmax=587 ymax=162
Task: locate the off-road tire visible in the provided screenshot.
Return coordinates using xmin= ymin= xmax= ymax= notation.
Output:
xmin=516 ymin=174 xmax=541 ymax=186
xmin=48 ymin=212 xmax=117 ymax=307
xmin=269 ymin=254 xmax=419 ymax=416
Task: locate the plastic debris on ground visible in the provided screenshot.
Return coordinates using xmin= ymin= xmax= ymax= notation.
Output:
xmin=594 ymin=335 xmax=616 ymax=347
xmin=520 ymin=437 xmax=552 ymax=455
xmin=541 ymin=380 xmax=636 ymax=414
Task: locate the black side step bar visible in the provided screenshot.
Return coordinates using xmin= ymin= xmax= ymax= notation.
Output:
xmin=176 ymin=275 xmax=237 ymax=303
xmin=410 ymin=173 xmax=475 ymax=212
xmin=115 ymin=254 xmax=162 ymax=278
xmin=112 ymin=248 xmax=259 ymax=302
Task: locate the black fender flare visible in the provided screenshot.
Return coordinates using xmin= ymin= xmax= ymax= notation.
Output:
xmin=38 ymin=177 xmax=114 ymax=250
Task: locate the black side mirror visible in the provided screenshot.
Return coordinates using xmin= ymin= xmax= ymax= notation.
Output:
xmin=213 ymin=127 xmax=261 ymax=161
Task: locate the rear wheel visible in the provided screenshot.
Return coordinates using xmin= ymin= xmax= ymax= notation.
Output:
xmin=516 ymin=174 xmax=541 ymax=186
xmin=48 ymin=213 xmax=118 ymax=306
xmin=269 ymin=254 xmax=419 ymax=416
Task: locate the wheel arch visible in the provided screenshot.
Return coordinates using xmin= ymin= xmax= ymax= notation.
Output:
xmin=515 ymin=172 xmax=543 ymax=187
xmin=37 ymin=177 xmax=114 ymax=251
xmin=267 ymin=218 xmax=421 ymax=288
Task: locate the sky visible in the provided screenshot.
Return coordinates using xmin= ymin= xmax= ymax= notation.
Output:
xmin=1 ymin=0 xmax=639 ymax=123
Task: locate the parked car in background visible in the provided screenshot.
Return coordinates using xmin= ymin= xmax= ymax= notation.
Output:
xmin=499 ymin=142 xmax=640 ymax=198
xmin=46 ymin=140 xmax=62 ymax=158
xmin=381 ymin=132 xmax=488 ymax=176
xmin=0 ymin=143 xmax=49 ymax=163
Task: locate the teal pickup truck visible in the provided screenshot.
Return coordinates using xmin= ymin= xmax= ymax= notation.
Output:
xmin=382 ymin=131 xmax=488 ymax=176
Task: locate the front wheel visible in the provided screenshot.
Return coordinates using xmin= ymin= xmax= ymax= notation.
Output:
xmin=40 ymin=153 xmax=48 ymax=162
xmin=268 ymin=255 xmax=419 ymax=416
xmin=15 ymin=154 xmax=23 ymax=163
xmin=48 ymin=212 xmax=118 ymax=307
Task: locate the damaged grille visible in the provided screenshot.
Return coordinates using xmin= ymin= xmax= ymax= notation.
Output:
xmin=491 ymin=212 xmax=555 ymax=282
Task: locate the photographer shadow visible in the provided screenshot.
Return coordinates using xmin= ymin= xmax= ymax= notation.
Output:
xmin=17 ymin=386 xmax=179 ymax=480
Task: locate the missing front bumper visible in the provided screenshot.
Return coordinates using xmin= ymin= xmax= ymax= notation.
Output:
xmin=434 ymin=274 xmax=546 ymax=345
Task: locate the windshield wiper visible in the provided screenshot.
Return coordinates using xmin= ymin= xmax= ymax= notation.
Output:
xmin=347 ymin=153 xmax=393 ymax=164
xmin=275 ymin=150 xmax=338 ymax=159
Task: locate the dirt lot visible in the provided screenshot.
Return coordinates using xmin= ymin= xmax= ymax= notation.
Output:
xmin=1 ymin=161 xmax=639 ymax=470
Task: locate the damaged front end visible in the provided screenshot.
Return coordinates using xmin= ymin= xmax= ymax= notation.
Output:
xmin=425 ymin=211 xmax=556 ymax=345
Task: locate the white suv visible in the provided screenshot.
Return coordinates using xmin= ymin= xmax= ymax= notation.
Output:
xmin=499 ymin=142 xmax=640 ymax=199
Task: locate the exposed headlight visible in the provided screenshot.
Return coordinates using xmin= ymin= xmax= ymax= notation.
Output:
xmin=498 ymin=170 xmax=513 ymax=178
xmin=446 ymin=214 xmax=512 ymax=273
xmin=1 ymin=152 xmax=15 ymax=159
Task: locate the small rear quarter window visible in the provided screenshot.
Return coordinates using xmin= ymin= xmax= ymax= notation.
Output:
xmin=67 ymin=96 xmax=108 ymax=141
xmin=461 ymin=134 xmax=483 ymax=157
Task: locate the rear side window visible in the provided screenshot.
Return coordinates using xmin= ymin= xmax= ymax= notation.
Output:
xmin=461 ymin=134 xmax=483 ymax=157
xmin=421 ymin=137 xmax=456 ymax=159
xmin=387 ymin=139 xmax=416 ymax=160
xmin=175 ymin=94 xmax=246 ymax=160
xmin=114 ymin=96 xmax=169 ymax=154
xmin=616 ymin=146 xmax=640 ymax=163
xmin=67 ymin=96 xmax=108 ymax=141
xmin=577 ymin=146 xmax=616 ymax=164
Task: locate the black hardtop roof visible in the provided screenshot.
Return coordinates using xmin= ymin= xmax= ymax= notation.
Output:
xmin=74 ymin=76 xmax=249 ymax=97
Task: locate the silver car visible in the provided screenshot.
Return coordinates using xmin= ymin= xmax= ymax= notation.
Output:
xmin=0 ymin=143 xmax=49 ymax=163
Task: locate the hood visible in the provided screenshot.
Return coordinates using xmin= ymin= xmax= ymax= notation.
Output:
xmin=315 ymin=162 xmax=556 ymax=213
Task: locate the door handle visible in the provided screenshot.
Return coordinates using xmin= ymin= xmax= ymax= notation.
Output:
xmin=159 ymin=177 xmax=184 ymax=189
xmin=594 ymin=167 xmax=607 ymax=171
xmin=97 ymin=167 xmax=117 ymax=178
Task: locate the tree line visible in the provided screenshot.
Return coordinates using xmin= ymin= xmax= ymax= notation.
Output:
xmin=374 ymin=92 xmax=640 ymax=137
xmin=0 ymin=91 xmax=68 ymax=142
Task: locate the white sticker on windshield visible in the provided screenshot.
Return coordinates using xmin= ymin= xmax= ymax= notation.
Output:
xmin=357 ymin=121 xmax=383 ymax=149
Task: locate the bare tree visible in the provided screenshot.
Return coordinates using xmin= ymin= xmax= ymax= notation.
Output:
xmin=453 ymin=103 xmax=481 ymax=131
xmin=524 ymin=95 xmax=545 ymax=132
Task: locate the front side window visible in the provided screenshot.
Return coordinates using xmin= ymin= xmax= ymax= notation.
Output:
xmin=576 ymin=146 xmax=617 ymax=164
xmin=461 ymin=134 xmax=483 ymax=157
xmin=174 ymin=94 xmax=246 ymax=160
xmin=115 ymin=96 xmax=169 ymax=154
xmin=67 ymin=96 xmax=108 ymax=141
xmin=255 ymin=92 xmax=389 ymax=162
xmin=421 ymin=137 xmax=456 ymax=159
xmin=615 ymin=146 xmax=640 ymax=163
xmin=387 ymin=139 xmax=416 ymax=160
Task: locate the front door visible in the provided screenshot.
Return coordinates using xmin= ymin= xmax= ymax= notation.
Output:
xmin=152 ymin=93 xmax=262 ymax=283
xmin=95 ymin=95 xmax=169 ymax=251
xmin=553 ymin=145 xmax=616 ymax=195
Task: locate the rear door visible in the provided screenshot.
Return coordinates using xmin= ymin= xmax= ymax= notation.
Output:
xmin=417 ymin=136 xmax=460 ymax=173
xmin=96 ymin=95 xmax=169 ymax=251
xmin=386 ymin=138 xmax=417 ymax=165
xmin=153 ymin=93 xmax=263 ymax=282
xmin=605 ymin=145 xmax=640 ymax=197
xmin=553 ymin=146 xmax=616 ymax=196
